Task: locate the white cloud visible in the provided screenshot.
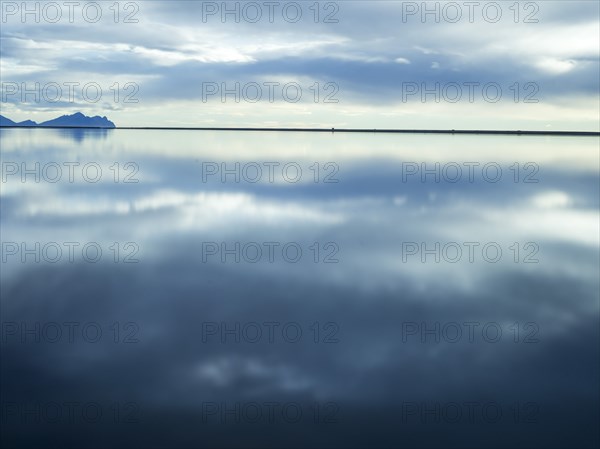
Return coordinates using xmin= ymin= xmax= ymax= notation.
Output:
xmin=531 ymin=191 xmax=573 ymax=209
xmin=534 ymin=58 xmax=577 ymax=75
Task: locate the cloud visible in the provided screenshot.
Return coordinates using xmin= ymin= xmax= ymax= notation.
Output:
xmin=1 ymin=1 xmax=598 ymax=127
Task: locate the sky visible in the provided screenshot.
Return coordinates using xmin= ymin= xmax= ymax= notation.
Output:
xmin=1 ymin=0 xmax=599 ymax=129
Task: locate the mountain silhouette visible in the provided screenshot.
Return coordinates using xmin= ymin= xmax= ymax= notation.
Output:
xmin=0 ymin=112 xmax=116 ymax=128
xmin=17 ymin=120 xmax=37 ymax=126
xmin=0 ymin=115 xmax=22 ymax=126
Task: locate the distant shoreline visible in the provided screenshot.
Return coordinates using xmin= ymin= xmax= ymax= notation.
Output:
xmin=1 ymin=126 xmax=598 ymax=136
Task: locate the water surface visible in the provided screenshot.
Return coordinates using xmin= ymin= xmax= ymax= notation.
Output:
xmin=1 ymin=129 xmax=598 ymax=448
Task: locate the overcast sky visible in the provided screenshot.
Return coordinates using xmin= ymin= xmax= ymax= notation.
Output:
xmin=1 ymin=1 xmax=599 ymax=129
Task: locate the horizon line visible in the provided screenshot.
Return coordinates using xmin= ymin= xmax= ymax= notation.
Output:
xmin=1 ymin=126 xmax=598 ymax=136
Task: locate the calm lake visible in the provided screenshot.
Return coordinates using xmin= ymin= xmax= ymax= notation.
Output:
xmin=1 ymin=128 xmax=599 ymax=448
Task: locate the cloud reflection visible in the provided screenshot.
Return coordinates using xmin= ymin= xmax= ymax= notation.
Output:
xmin=1 ymin=129 xmax=598 ymax=448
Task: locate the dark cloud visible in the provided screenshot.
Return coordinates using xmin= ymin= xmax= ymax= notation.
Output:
xmin=1 ymin=0 xmax=598 ymax=126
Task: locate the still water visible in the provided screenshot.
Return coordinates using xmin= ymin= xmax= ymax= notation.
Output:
xmin=1 ymin=128 xmax=599 ymax=448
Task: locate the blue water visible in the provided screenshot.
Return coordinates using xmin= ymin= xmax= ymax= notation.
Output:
xmin=1 ymin=128 xmax=599 ymax=448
